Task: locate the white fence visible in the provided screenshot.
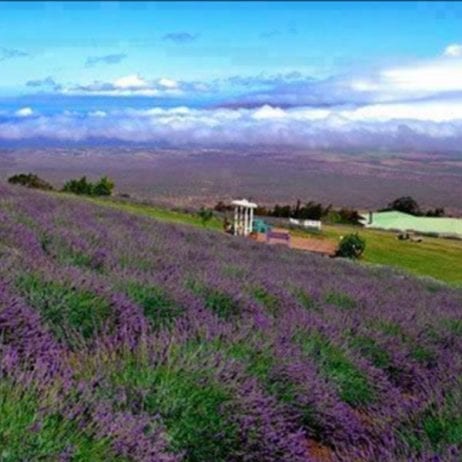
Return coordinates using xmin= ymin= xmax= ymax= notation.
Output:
xmin=289 ymin=218 xmax=322 ymax=230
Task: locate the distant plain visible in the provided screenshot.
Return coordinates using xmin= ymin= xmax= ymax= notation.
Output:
xmin=1 ymin=147 xmax=462 ymax=214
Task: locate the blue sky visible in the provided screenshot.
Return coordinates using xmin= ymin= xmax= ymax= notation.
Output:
xmin=1 ymin=1 xmax=461 ymax=90
xmin=2 ymin=1 xmax=462 ymax=150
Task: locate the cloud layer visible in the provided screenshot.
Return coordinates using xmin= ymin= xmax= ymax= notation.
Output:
xmin=6 ymin=43 xmax=462 ymax=151
xmin=3 ymin=102 xmax=462 ymax=151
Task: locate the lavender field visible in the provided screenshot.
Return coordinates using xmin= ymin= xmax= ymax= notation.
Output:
xmin=0 ymin=183 xmax=461 ymax=461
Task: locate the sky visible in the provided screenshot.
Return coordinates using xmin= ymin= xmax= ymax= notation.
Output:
xmin=2 ymin=1 xmax=462 ymax=150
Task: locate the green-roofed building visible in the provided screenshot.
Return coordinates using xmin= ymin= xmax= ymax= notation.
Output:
xmin=359 ymin=211 xmax=462 ymax=238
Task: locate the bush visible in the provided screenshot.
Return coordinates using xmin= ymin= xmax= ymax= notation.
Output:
xmin=336 ymin=233 xmax=366 ymax=259
xmin=326 ymin=208 xmax=362 ymax=225
xmin=198 ymin=207 xmax=214 ymax=226
xmin=16 ymin=273 xmax=111 ymax=348
xmin=8 ymin=173 xmax=53 ymax=191
xmin=62 ymin=176 xmax=114 ymax=196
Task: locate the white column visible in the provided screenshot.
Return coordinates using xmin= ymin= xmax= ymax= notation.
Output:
xmin=234 ymin=206 xmax=238 ymax=235
xmin=236 ymin=206 xmax=239 ymax=235
xmin=243 ymin=207 xmax=247 ymax=235
xmin=247 ymin=207 xmax=251 ymax=235
xmin=238 ymin=206 xmax=242 ymax=235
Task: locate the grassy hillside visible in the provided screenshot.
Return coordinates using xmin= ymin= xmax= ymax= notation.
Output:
xmin=296 ymin=225 xmax=462 ymax=286
xmin=339 ymin=226 xmax=462 ymax=285
xmin=66 ymin=193 xmax=223 ymax=230
xmin=63 ymin=193 xmax=462 ymax=286
xmin=0 ymin=184 xmax=461 ymax=461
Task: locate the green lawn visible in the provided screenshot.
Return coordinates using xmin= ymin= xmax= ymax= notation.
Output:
xmin=293 ymin=225 xmax=462 ymax=286
xmin=54 ymin=192 xmax=462 ymax=287
xmin=58 ymin=193 xmax=223 ymax=231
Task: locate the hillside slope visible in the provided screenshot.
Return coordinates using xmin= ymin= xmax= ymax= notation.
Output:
xmin=61 ymin=193 xmax=462 ymax=285
xmin=0 ymin=184 xmax=461 ymax=461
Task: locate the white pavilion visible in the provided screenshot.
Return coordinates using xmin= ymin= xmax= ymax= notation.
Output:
xmin=231 ymin=199 xmax=257 ymax=236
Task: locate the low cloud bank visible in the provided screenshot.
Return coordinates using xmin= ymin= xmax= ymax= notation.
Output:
xmin=2 ymin=103 xmax=462 ymax=151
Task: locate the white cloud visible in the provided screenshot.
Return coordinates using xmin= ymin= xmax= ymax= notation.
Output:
xmin=350 ymin=79 xmax=381 ymax=92
xmin=443 ymin=43 xmax=462 ymax=57
xmin=231 ymin=46 xmax=462 ymax=108
xmin=61 ymin=75 xmax=194 ymax=97
xmin=252 ymin=105 xmax=286 ymax=119
xmin=349 ymin=45 xmax=462 ymax=97
xmin=3 ymin=103 xmax=462 ymax=151
xmin=113 ymin=74 xmax=148 ymax=90
xmin=329 ymin=57 xmax=462 ymax=102
xmin=15 ymin=107 xmax=34 ymax=117
xmin=339 ymin=99 xmax=462 ymax=123
xmin=158 ymin=78 xmax=178 ymax=89
xmin=380 ymin=60 xmax=462 ymax=93
xmin=88 ymin=110 xmax=107 ymax=118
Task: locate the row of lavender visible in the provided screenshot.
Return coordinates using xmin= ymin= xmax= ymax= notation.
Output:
xmin=0 ymin=183 xmax=461 ymax=461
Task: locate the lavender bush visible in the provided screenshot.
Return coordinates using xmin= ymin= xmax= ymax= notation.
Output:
xmin=0 ymin=183 xmax=461 ymax=461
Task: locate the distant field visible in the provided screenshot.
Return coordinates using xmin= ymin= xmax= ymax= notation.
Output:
xmin=64 ymin=193 xmax=462 ymax=286
xmin=3 ymin=146 xmax=462 ymax=214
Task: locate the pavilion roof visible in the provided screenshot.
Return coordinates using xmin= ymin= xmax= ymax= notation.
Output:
xmin=231 ymin=199 xmax=257 ymax=208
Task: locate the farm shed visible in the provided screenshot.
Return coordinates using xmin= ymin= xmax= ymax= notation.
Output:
xmin=359 ymin=210 xmax=462 ymax=238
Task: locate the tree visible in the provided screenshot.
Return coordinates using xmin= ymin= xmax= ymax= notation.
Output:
xmin=214 ymin=201 xmax=233 ymax=212
xmin=198 ymin=207 xmax=214 ymax=226
xmin=298 ymin=202 xmax=325 ymax=220
xmin=338 ymin=208 xmax=362 ymax=225
xmin=93 ymin=176 xmax=114 ymax=196
xmin=255 ymin=206 xmax=269 ymax=216
xmin=426 ymin=207 xmax=445 ymax=217
xmin=388 ymin=196 xmax=420 ymax=215
xmin=8 ymin=173 xmax=53 ymax=191
xmin=272 ymin=204 xmax=292 ymax=218
xmin=325 ymin=208 xmax=361 ymax=225
xmin=294 ymin=199 xmax=301 ymax=217
xmin=62 ymin=176 xmax=93 ymax=195
xmin=336 ymin=233 xmax=366 ymax=259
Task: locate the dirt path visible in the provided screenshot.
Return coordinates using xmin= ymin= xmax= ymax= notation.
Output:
xmin=254 ymin=228 xmax=337 ymax=256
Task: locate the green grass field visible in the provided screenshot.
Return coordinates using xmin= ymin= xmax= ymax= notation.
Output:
xmin=56 ymin=193 xmax=462 ymax=287
xmin=60 ymin=193 xmax=223 ymax=230
xmin=293 ymin=225 xmax=462 ymax=286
